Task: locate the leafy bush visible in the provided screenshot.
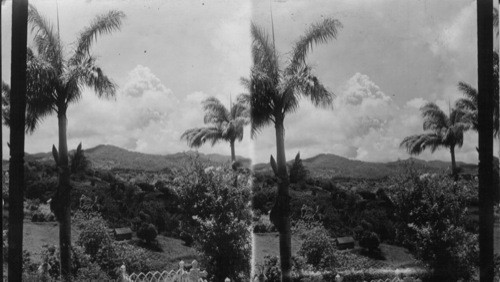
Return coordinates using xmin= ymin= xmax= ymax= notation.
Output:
xmin=75 ymin=262 xmax=110 ymax=281
xmin=338 ymin=268 xmax=430 ymax=282
xmin=76 ymin=213 xmax=113 ymax=259
xmin=392 ymin=167 xmax=478 ymax=281
xmin=258 ymin=255 xmax=314 ymax=282
xmin=112 ymin=241 xmax=152 ymax=274
xmin=22 ymin=250 xmax=39 ymax=275
xmin=31 ymin=211 xmax=46 ymax=222
xmin=253 ymin=213 xmax=276 ymax=233
xmin=39 ymin=244 xmax=91 ymax=279
xmin=298 ymin=226 xmax=336 ymax=269
xmin=136 ymin=223 xmax=158 ymax=244
xmin=25 ymin=178 xmax=57 ymax=202
xmin=178 ymin=162 xmax=252 ymax=281
xmin=358 ymin=231 xmax=380 ymax=253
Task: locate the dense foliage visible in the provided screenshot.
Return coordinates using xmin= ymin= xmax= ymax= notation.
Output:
xmin=392 ymin=166 xmax=478 ymax=281
xmin=177 ymin=162 xmax=252 ymax=281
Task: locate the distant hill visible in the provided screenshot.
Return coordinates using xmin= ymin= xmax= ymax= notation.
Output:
xmin=254 ymin=153 xmax=477 ymax=179
xmin=23 ymin=144 xmax=251 ymax=171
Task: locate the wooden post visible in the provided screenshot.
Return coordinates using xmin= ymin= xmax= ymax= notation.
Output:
xmin=477 ymin=0 xmax=495 ymax=281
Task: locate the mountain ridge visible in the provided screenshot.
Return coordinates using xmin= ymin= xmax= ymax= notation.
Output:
xmin=13 ymin=144 xmax=478 ymax=178
xmin=253 ymin=152 xmax=477 ymax=179
xmin=23 ymin=144 xmax=251 ymax=171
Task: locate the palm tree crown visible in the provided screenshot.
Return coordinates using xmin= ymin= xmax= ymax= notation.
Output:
xmin=181 ymin=95 xmax=249 ymax=161
xmin=26 ymin=5 xmax=124 ymax=124
xmin=400 ymin=102 xmax=469 ymax=176
xmin=245 ymin=18 xmax=341 ymax=137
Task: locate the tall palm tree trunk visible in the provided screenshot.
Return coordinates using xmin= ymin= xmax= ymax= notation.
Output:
xmin=273 ymin=120 xmax=292 ymax=282
xmin=450 ymin=146 xmax=457 ymax=180
xmin=477 ymin=0 xmax=495 ymax=280
xmin=8 ymin=0 xmax=28 ymax=280
xmin=57 ymin=112 xmax=72 ymax=280
xmin=230 ymin=140 xmax=236 ymax=162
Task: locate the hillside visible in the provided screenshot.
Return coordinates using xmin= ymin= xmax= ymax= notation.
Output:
xmin=254 ymin=153 xmax=477 ymax=179
xmin=23 ymin=144 xmax=251 ymax=171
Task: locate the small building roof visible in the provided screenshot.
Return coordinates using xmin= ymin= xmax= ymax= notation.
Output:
xmin=114 ymin=227 xmax=132 ymax=235
xmin=336 ymin=236 xmax=355 ymax=244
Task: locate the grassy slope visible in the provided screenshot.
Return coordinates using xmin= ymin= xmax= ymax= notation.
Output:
xmin=20 ymin=220 xmax=199 ymax=272
xmin=23 ymin=220 xmax=80 ymax=263
xmin=253 ymin=233 xmax=422 ymax=269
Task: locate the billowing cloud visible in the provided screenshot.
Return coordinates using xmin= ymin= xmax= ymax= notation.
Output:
xmin=253 ymin=73 xmax=480 ymax=164
xmin=2 ymin=65 xmax=252 ymax=158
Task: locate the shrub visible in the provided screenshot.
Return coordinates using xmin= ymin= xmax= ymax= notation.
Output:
xmin=392 ymin=167 xmax=478 ymax=281
xmin=25 ymin=178 xmax=57 ymax=202
xmin=75 ymin=262 xmax=110 ymax=281
xmin=298 ymin=227 xmax=336 ymax=269
xmin=39 ymin=244 xmax=91 ymax=279
xmin=112 ymin=241 xmax=152 ymax=274
xmin=31 ymin=211 xmax=46 ymax=222
xmin=136 ymin=223 xmax=158 ymax=244
xmin=178 ymin=162 xmax=252 ymax=282
xmin=179 ymin=230 xmax=194 ymax=246
xmin=22 ymin=250 xmax=38 ymax=274
xmin=253 ymin=213 xmax=276 ymax=233
xmin=358 ymin=231 xmax=380 ymax=253
xmin=258 ymin=255 xmax=314 ymax=282
xmin=76 ymin=213 xmax=113 ymax=259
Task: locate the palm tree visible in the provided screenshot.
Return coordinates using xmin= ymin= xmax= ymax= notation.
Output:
xmin=181 ymin=95 xmax=249 ymax=162
xmin=26 ymin=5 xmax=124 ymax=279
xmin=245 ymin=18 xmax=341 ymax=281
xmin=400 ymin=102 xmax=469 ymax=178
xmin=7 ymin=0 xmax=29 ymax=280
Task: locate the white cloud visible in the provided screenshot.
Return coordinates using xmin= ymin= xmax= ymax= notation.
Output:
xmin=253 ymin=73 xmax=479 ymax=164
xmin=1 ymin=65 xmax=252 ymax=159
xmin=406 ymin=97 xmax=427 ymax=109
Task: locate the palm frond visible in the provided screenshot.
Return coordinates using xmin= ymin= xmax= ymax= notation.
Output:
xmin=457 ymin=81 xmax=478 ymax=106
xmin=70 ymin=10 xmax=125 ymax=65
xmin=286 ymin=18 xmax=342 ymax=74
xmin=180 ymin=127 xmax=224 ymax=148
xmin=421 ymin=102 xmax=449 ymax=131
xmin=251 ymin=22 xmax=280 ymax=83
xmin=400 ymin=133 xmax=442 ymax=155
xmin=25 ymin=49 xmax=59 ymax=133
xmin=202 ymin=97 xmax=230 ymax=124
xmin=283 ymin=64 xmax=334 ymax=110
xmin=247 ymin=68 xmax=277 ymax=138
xmin=28 ymin=5 xmax=63 ymax=69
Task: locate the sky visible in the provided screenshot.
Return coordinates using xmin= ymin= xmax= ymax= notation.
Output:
xmin=1 ymin=0 xmax=497 ymax=165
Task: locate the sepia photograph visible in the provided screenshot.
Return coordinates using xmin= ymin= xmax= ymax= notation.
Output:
xmin=1 ymin=0 xmax=500 ymax=281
